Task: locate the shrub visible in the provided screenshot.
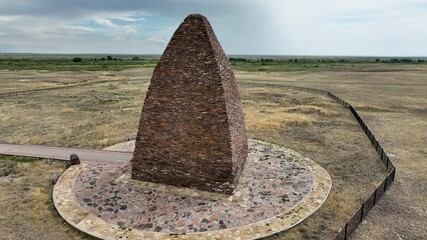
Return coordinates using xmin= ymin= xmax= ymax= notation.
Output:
xmin=229 ymin=57 xmax=247 ymax=62
xmin=72 ymin=57 xmax=82 ymax=62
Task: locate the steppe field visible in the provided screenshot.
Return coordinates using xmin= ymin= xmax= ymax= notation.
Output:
xmin=0 ymin=56 xmax=425 ymax=240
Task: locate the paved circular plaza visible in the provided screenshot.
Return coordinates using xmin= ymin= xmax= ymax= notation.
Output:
xmin=53 ymin=140 xmax=331 ymax=240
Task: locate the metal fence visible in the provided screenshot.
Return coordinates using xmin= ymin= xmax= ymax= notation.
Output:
xmin=239 ymin=82 xmax=396 ymax=240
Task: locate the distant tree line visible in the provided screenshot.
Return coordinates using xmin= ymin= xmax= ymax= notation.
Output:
xmin=229 ymin=57 xmax=248 ymax=62
xmin=90 ymin=56 xmax=122 ymax=61
xmin=261 ymin=58 xmax=274 ymax=63
xmin=72 ymin=56 xmax=129 ymax=62
xmin=387 ymin=58 xmax=425 ymax=63
xmin=229 ymin=58 xmax=275 ymax=63
xmin=229 ymin=57 xmax=427 ymax=64
xmin=71 ymin=56 xmax=427 ymax=64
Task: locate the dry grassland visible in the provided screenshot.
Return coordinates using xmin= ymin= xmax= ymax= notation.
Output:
xmin=235 ymin=66 xmax=427 ymax=239
xmin=0 ymin=79 xmax=149 ymax=148
xmin=0 ymin=156 xmax=93 ymax=240
xmin=0 ymin=69 xmax=391 ymax=239
xmin=0 ymin=68 xmax=153 ymax=94
xmin=239 ymin=86 xmax=387 ymax=239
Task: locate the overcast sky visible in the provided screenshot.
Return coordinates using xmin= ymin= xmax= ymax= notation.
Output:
xmin=1 ymin=0 xmax=427 ymax=56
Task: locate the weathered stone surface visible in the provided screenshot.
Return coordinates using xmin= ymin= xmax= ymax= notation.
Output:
xmin=131 ymin=14 xmax=248 ymax=194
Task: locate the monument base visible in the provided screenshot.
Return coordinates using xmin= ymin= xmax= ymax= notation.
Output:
xmin=53 ymin=140 xmax=331 ymax=240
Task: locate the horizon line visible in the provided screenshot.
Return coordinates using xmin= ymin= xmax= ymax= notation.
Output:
xmin=1 ymin=52 xmax=427 ymax=58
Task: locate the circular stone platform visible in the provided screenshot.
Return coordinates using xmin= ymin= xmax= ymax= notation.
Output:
xmin=53 ymin=140 xmax=331 ymax=240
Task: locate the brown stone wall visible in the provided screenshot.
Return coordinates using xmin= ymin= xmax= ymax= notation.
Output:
xmin=131 ymin=14 xmax=247 ymax=195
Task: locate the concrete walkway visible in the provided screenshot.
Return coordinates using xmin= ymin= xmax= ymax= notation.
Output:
xmin=0 ymin=143 xmax=132 ymax=164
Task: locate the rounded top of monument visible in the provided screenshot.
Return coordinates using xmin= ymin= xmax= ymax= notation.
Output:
xmin=184 ymin=13 xmax=207 ymax=21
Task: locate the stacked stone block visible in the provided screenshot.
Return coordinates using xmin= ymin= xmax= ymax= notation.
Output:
xmin=131 ymin=14 xmax=247 ymax=195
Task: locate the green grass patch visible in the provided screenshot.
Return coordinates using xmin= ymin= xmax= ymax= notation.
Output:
xmin=0 ymin=155 xmax=43 ymax=177
xmin=0 ymin=155 xmax=42 ymax=163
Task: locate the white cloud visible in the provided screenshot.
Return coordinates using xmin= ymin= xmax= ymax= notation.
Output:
xmin=66 ymin=25 xmax=100 ymax=33
xmin=0 ymin=15 xmax=17 ymax=22
xmin=94 ymin=18 xmax=117 ymax=28
xmin=147 ymin=36 xmax=167 ymax=45
xmin=229 ymin=0 xmax=427 ymax=56
xmin=0 ymin=0 xmax=427 ymax=55
xmin=123 ymin=26 xmax=138 ymax=35
xmin=115 ymin=16 xmax=145 ymax=22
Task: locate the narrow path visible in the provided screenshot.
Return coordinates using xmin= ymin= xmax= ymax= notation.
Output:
xmin=0 ymin=143 xmax=132 ymax=164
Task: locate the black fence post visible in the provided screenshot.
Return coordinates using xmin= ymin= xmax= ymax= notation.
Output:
xmin=384 ymin=176 xmax=388 ymax=192
xmin=373 ymin=189 xmax=377 ymax=205
xmin=361 ymin=203 xmax=365 ymax=221
xmin=344 ymin=223 xmax=348 ymax=240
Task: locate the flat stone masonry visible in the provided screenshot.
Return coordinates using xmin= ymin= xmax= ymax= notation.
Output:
xmin=131 ymin=14 xmax=248 ymax=195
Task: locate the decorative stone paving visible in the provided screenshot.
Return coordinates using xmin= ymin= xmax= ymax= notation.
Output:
xmin=53 ymin=139 xmax=332 ymax=239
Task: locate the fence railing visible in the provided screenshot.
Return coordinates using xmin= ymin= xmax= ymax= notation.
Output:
xmin=238 ymin=82 xmax=396 ymax=240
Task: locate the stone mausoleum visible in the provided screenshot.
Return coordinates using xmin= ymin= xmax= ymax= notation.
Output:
xmin=131 ymin=14 xmax=248 ymax=194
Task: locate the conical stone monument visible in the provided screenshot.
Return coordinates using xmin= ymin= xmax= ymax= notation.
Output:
xmin=131 ymin=14 xmax=247 ymax=195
